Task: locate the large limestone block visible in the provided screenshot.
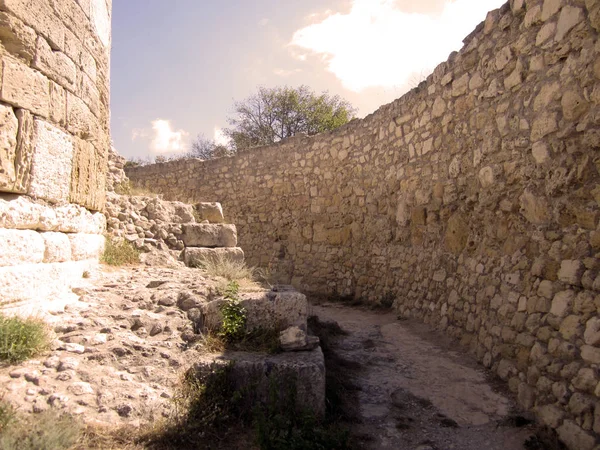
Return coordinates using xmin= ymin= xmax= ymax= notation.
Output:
xmin=192 ymin=348 xmax=325 ymax=417
xmin=41 ymin=232 xmax=71 ymax=263
xmin=0 ymin=194 xmax=106 ymax=233
xmin=91 ymin=0 xmax=111 ymax=48
xmin=0 ymin=0 xmax=64 ymax=50
xmin=183 ymin=247 xmax=245 ymax=268
xmin=181 ymin=223 xmax=237 ymax=247
xmin=0 ymin=260 xmax=96 ymax=316
xmin=66 ymin=93 xmax=97 ymax=138
xmin=0 ymin=229 xmax=44 ymax=266
xmin=194 ymin=202 xmax=224 ymax=223
xmin=28 ymin=119 xmax=73 ymax=204
xmin=12 ymin=109 xmax=34 ymax=193
xmin=32 ymin=36 xmax=77 ymax=90
xmin=0 ymin=56 xmax=49 ymax=117
xmin=145 ymin=198 xmax=195 ymax=223
xmin=0 ymin=104 xmax=19 ymax=192
xmin=70 ymin=137 xmax=107 ymax=211
xmin=202 ymin=288 xmax=308 ymax=332
xmin=0 ymin=11 xmax=37 ymax=63
xmin=68 ymin=233 xmax=105 ymax=261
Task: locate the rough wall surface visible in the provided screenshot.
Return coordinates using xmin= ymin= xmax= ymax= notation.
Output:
xmin=128 ymin=1 xmax=600 ymax=446
xmin=0 ymin=0 xmax=111 ymax=314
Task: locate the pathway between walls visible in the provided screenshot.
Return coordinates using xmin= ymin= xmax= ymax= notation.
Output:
xmin=313 ymin=303 xmax=543 ymax=450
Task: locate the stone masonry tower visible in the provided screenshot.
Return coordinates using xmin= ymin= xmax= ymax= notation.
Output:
xmin=0 ymin=0 xmax=112 ymax=314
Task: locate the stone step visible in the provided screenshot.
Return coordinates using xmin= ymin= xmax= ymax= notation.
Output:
xmin=181 ymin=223 xmax=237 ymax=247
xmin=201 ymin=288 xmax=308 ymax=332
xmin=183 ymin=247 xmax=244 ymax=267
xmin=191 ymin=348 xmax=325 ymax=417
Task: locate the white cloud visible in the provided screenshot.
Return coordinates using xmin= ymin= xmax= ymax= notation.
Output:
xmin=213 ymin=127 xmax=231 ymax=147
xmin=290 ymin=0 xmax=505 ymax=92
xmin=131 ymin=119 xmax=189 ymax=155
xmin=274 ymin=68 xmax=301 ymax=77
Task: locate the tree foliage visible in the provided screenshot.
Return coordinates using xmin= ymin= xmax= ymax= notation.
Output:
xmin=189 ymin=134 xmax=233 ymax=160
xmin=224 ymin=85 xmax=356 ymax=150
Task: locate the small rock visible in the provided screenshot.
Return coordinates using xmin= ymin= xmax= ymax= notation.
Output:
xmin=24 ymin=371 xmax=41 ymax=385
xmin=65 ymin=343 xmax=86 ymax=354
xmin=117 ymin=404 xmax=133 ymax=417
xmin=58 ymin=358 xmax=79 ymax=372
xmin=48 ymin=393 xmax=69 ymax=408
xmin=149 ymin=323 xmax=163 ymax=337
xmin=44 ymin=356 xmax=61 ymax=369
xmin=68 ymin=382 xmax=95 ymax=396
xmin=9 ymin=368 xmax=25 ymax=378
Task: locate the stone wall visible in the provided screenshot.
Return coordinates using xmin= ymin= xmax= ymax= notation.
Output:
xmin=0 ymin=0 xmax=111 ymax=314
xmin=128 ymin=0 xmax=600 ymax=447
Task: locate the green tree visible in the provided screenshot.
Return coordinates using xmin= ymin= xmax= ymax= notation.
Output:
xmin=189 ymin=134 xmax=233 ymax=160
xmin=224 ymin=85 xmax=356 ymax=150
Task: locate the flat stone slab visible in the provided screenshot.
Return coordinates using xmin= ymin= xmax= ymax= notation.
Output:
xmin=202 ymin=288 xmax=308 ymax=332
xmin=191 ymin=348 xmax=325 ymax=417
xmin=183 ymin=247 xmax=245 ymax=267
xmin=181 ymin=223 xmax=237 ymax=247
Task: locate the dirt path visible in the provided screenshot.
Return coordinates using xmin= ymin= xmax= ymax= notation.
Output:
xmin=313 ymin=303 xmax=539 ymax=450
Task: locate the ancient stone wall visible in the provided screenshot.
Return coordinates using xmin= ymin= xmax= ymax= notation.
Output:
xmin=0 ymin=0 xmax=111 ymax=314
xmin=128 ymin=0 xmax=600 ymax=446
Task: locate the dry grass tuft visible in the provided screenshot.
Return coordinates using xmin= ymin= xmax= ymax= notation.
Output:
xmin=196 ymin=256 xmax=255 ymax=281
xmin=101 ymin=238 xmax=140 ymax=266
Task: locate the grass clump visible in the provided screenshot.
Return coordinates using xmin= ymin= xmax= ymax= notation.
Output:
xmin=101 ymin=237 xmax=140 ymax=266
xmin=0 ymin=408 xmax=81 ymax=450
xmin=197 ymin=256 xmax=255 ymax=281
xmin=0 ymin=315 xmax=50 ymax=364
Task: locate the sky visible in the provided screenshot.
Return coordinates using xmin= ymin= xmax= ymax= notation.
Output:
xmin=111 ymin=0 xmax=506 ymax=160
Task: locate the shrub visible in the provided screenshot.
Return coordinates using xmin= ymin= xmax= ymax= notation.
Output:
xmin=101 ymin=238 xmax=140 ymax=266
xmin=219 ymin=281 xmax=247 ymax=343
xmin=0 ymin=315 xmax=50 ymax=364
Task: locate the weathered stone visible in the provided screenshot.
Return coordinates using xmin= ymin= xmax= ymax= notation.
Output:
xmin=68 ymin=233 xmax=105 ymax=261
xmin=561 ymin=90 xmax=589 ymax=121
xmin=555 ymin=6 xmax=583 ymax=41
xmin=32 ymin=36 xmax=76 ymax=90
xmin=70 ymin=137 xmax=106 ymax=211
xmin=41 ymin=231 xmax=71 ymax=263
xmin=581 ymin=345 xmax=600 ymax=364
xmin=0 ymin=11 xmax=36 ymax=63
xmin=193 ymin=202 xmax=224 ymax=223
xmin=537 ymin=404 xmax=564 ymax=428
xmin=12 ymin=108 xmax=35 ymax=193
xmin=520 ymin=190 xmax=549 ymax=225
xmin=0 ymin=229 xmax=44 ymax=266
xmin=551 ymin=290 xmax=575 ymax=317
xmin=444 ymin=213 xmax=469 ymax=255
xmin=279 ymin=326 xmax=319 ymax=352
xmin=557 ymin=420 xmax=596 ymax=450
xmin=584 ymin=317 xmax=600 ymax=346
xmin=191 ymin=348 xmax=325 ymax=417
xmin=0 ymin=104 xmax=19 ymax=192
xmin=183 ymin=247 xmax=244 ymax=268
xmin=0 ymin=0 xmax=64 ymax=50
xmin=541 ymin=0 xmax=562 ymax=22
xmin=28 ymin=120 xmax=73 ymax=203
xmin=181 ymin=223 xmax=237 ymax=248
xmin=0 ymin=56 xmax=49 ymax=117
xmin=558 ymin=260 xmax=584 ymax=286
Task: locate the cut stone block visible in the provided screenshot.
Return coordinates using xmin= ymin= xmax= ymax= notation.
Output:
xmin=13 ymin=108 xmax=35 ymax=193
xmin=0 ymin=103 xmax=19 ymax=192
xmin=70 ymin=137 xmax=107 ymax=211
xmin=194 ymin=202 xmax=224 ymax=223
xmin=202 ymin=288 xmax=308 ymax=332
xmin=0 ymin=11 xmax=37 ymax=63
xmin=181 ymin=223 xmax=237 ymax=247
xmin=0 ymin=194 xmax=106 ymax=234
xmin=0 ymin=0 xmax=65 ymax=50
xmin=68 ymin=233 xmax=105 ymax=261
xmin=32 ymin=36 xmax=76 ymax=90
xmin=0 ymin=56 xmax=49 ymax=117
xmin=0 ymin=229 xmax=44 ymax=266
xmin=28 ymin=119 xmax=73 ymax=203
xmin=192 ymin=348 xmax=325 ymax=417
xmin=183 ymin=247 xmax=244 ymax=268
xmin=0 ymin=260 xmax=96 ymax=316
xmin=41 ymin=231 xmax=72 ymax=263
